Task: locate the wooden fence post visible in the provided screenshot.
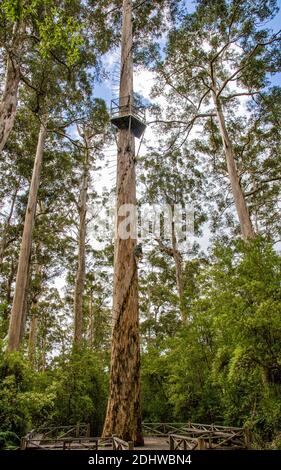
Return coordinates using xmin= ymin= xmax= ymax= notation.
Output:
xmin=169 ymin=435 xmax=174 ymax=450
xmin=244 ymin=428 xmax=252 ymax=449
xmin=20 ymin=438 xmax=27 ymax=450
xmin=198 ymin=438 xmax=206 ymax=450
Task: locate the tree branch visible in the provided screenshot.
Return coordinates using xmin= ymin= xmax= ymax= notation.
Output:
xmin=155 ymin=237 xmax=173 ymax=257
xmin=245 ymin=177 xmax=281 ymax=197
xmin=217 ymin=31 xmax=281 ymax=98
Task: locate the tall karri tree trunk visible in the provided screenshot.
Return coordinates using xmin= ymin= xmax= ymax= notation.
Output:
xmin=7 ymin=123 xmax=47 ymax=352
xmin=0 ymin=22 xmax=24 ymax=152
xmin=103 ymin=0 xmax=143 ymax=445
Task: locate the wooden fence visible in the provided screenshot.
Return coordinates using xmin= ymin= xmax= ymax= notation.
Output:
xmin=143 ymin=422 xmax=251 ymax=449
xmin=169 ymin=434 xmax=207 ymax=450
xmin=37 ymin=423 xmax=90 ymax=439
xmin=21 ymin=425 xmax=134 ymax=451
xmin=21 ymin=437 xmax=100 ymax=450
xmin=21 ymin=422 xmax=251 ymax=451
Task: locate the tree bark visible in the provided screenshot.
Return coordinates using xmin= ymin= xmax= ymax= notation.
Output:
xmin=7 ymin=124 xmax=47 ymax=352
xmin=28 ymin=245 xmax=43 ymax=365
xmin=2 ymin=258 xmax=16 ymax=327
xmin=211 ymin=77 xmax=254 ymax=240
xmin=0 ymin=22 xmax=23 ymax=152
xmin=88 ymin=286 xmax=94 ymax=349
xmin=103 ymin=0 xmax=143 ymax=445
xmin=0 ymin=179 xmax=21 ymax=266
xmin=28 ymin=315 xmax=38 ymax=364
xmin=171 ymin=218 xmax=185 ymax=322
xmin=19 ymin=256 xmax=31 ymax=344
xmin=73 ymin=136 xmax=90 ymax=344
xmin=40 ymin=332 xmax=46 ymax=372
xmin=156 ymin=228 xmax=185 ymax=323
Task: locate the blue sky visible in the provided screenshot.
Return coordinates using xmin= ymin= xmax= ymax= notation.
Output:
xmin=267 ymin=0 xmax=281 ymax=85
xmin=272 ymin=0 xmax=281 ymax=30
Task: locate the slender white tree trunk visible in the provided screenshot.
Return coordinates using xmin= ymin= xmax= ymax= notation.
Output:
xmin=28 ymin=315 xmax=38 ymax=364
xmin=156 ymin=228 xmax=185 ymax=322
xmin=7 ymin=123 xmax=47 ymax=352
xmin=171 ymin=219 xmax=185 ymax=322
xmin=74 ymin=137 xmax=90 ymax=344
xmin=211 ymin=78 xmax=254 ymax=240
xmin=0 ymin=179 xmax=21 ymax=265
xmin=88 ymin=287 xmax=94 ymax=348
xmin=28 ymin=235 xmax=44 ymax=365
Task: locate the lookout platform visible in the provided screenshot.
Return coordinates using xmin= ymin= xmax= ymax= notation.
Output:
xmin=110 ymin=96 xmax=146 ymax=138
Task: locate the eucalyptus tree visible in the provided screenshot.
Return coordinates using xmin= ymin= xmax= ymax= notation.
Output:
xmin=0 ymin=110 xmax=40 ymax=339
xmin=73 ymin=100 xmax=109 ymax=345
xmin=139 ymin=145 xmax=206 ymax=322
xmin=244 ymin=88 xmax=281 ymax=240
xmin=6 ymin=58 xmax=62 ymax=351
xmin=6 ymin=59 xmax=84 ymax=351
xmin=0 ymin=0 xmax=86 ymax=152
xmin=102 ymin=0 xmax=183 ymax=444
xmin=151 ymin=0 xmax=281 ymax=240
xmin=190 ymin=85 xmax=281 ymax=241
xmin=25 ymin=137 xmax=81 ymax=364
xmin=84 ymin=247 xmax=113 ymax=353
xmin=4 ymin=0 xmax=119 ymax=352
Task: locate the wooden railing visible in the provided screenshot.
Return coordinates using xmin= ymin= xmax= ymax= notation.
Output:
xmin=143 ymin=422 xmax=251 ymax=449
xmin=22 ymin=422 xmax=250 ymax=451
xmin=142 ymin=422 xmax=187 ymax=437
xmin=38 ymin=424 xmax=90 ymax=439
xmin=21 ymin=424 xmax=91 ymax=450
xmin=21 ymin=426 xmax=134 ymax=451
xmin=168 ymin=428 xmax=248 ymax=450
xmin=110 ymin=97 xmax=146 ymax=123
xmin=169 ymin=434 xmax=207 ymax=450
xmin=22 ymin=437 xmax=99 ymax=450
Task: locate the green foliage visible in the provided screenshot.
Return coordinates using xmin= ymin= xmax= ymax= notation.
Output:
xmin=0 ymin=346 xmax=108 ymax=446
xmin=0 ymin=431 xmax=20 ymax=450
xmin=0 ymin=349 xmax=54 ymax=442
xmin=37 ymin=6 xmax=83 ymax=66
xmin=1 ymin=1 xmax=83 ymax=65
xmin=1 ymin=0 xmax=42 ymax=22
xmin=141 ymin=238 xmax=281 ymax=445
xmin=141 ymin=347 xmax=174 ymax=422
xmin=47 ymin=348 xmax=108 ymax=435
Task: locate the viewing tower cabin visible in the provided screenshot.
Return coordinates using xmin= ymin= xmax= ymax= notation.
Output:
xmin=110 ymin=95 xmax=146 ymax=139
